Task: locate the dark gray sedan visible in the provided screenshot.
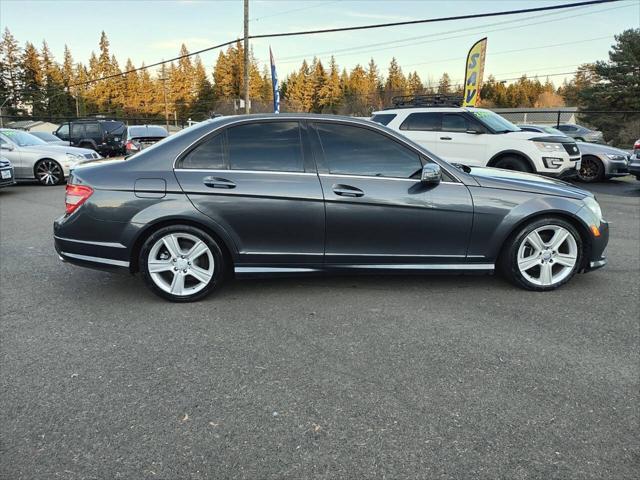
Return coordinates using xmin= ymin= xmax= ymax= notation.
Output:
xmin=54 ymin=114 xmax=609 ymax=302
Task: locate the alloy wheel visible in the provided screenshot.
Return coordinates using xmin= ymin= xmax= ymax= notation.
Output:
xmin=517 ymin=225 xmax=578 ymax=287
xmin=36 ymin=160 xmax=62 ymax=185
xmin=147 ymin=232 xmax=215 ymax=296
xmin=579 ymin=157 xmax=600 ymax=182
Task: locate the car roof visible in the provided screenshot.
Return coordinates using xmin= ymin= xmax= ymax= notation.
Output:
xmin=372 ymin=106 xmax=486 ymax=115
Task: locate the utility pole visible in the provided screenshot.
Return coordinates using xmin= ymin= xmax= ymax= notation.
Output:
xmin=243 ymin=0 xmax=250 ymax=114
xmin=159 ymin=75 xmax=169 ymax=131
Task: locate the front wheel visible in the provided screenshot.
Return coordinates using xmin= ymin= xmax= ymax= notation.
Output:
xmin=35 ymin=159 xmax=64 ymax=186
xmin=139 ymin=225 xmax=226 ymax=302
xmin=578 ymin=156 xmax=604 ymax=183
xmin=500 ymin=218 xmax=583 ymax=291
xmin=493 ymin=156 xmax=532 ymax=173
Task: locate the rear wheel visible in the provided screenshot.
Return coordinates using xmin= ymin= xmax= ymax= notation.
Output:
xmin=500 ymin=217 xmax=583 ymax=291
xmin=34 ymin=159 xmax=64 ymax=186
xmin=493 ymin=155 xmax=532 ymax=173
xmin=139 ymin=225 xmax=226 ymax=302
xmin=578 ymin=155 xmax=604 ymax=183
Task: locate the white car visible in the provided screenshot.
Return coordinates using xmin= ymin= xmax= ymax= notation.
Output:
xmin=372 ymin=103 xmax=581 ymax=178
xmin=0 ymin=129 xmax=100 ymax=185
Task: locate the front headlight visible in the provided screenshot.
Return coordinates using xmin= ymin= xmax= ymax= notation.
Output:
xmin=583 ymin=196 xmax=602 ymax=221
xmin=606 ymin=153 xmax=627 ymax=161
xmin=65 ymin=153 xmax=84 ymax=162
xmin=533 ymin=141 xmax=564 ymax=153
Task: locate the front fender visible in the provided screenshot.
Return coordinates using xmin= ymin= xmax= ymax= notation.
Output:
xmin=467 ymin=186 xmax=587 ymax=261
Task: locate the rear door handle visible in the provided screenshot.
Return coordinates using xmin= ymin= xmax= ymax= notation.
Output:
xmin=332 ymin=184 xmax=364 ymax=197
xmin=203 ymin=176 xmax=236 ymax=189
xmin=440 ymin=136 xmax=452 ymax=140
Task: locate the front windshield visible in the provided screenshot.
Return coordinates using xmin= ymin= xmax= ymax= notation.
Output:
xmin=540 ymin=126 xmax=566 ymax=136
xmin=33 ymin=132 xmax=59 ymax=141
xmin=1 ymin=130 xmax=47 ymax=147
xmin=471 ymin=110 xmax=520 ymax=133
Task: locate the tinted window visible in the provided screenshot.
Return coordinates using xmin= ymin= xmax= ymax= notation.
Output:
xmin=71 ymin=123 xmax=84 ymax=137
xmin=400 ymin=112 xmax=441 ymax=131
xmin=442 ymin=114 xmax=468 ymax=132
xmin=316 ymin=123 xmax=421 ymax=178
xmin=558 ymin=125 xmax=576 ymax=132
xmin=128 ymin=126 xmax=168 ymax=138
xmin=370 ymin=114 xmax=396 ymax=126
xmin=85 ymin=123 xmax=101 ymax=137
xmin=227 ymin=122 xmax=303 ymax=172
xmin=182 ymin=133 xmax=225 ymax=169
xmin=57 ymin=124 xmax=69 ymax=138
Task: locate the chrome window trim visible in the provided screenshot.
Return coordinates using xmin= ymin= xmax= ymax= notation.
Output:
xmin=319 ymin=173 xmax=463 ymax=185
xmin=171 ymin=116 xmax=466 ymax=183
xmin=173 ymin=168 xmax=318 ymax=176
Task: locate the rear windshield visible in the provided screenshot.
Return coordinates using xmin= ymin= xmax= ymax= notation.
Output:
xmin=370 ymin=114 xmax=397 ymax=126
xmin=103 ymin=121 xmax=126 ymax=134
xmin=128 ymin=126 xmax=168 ymax=138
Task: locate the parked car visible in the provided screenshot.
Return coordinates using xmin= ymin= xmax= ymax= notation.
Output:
xmin=518 ymin=124 xmax=630 ymax=182
xmin=372 ymin=96 xmax=581 ymax=178
xmin=629 ymin=139 xmax=640 ymax=180
xmin=0 ymin=156 xmax=16 ymax=188
xmin=30 ymin=131 xmax=71 ymax=146
xmin=0 ymin=129 xmax=100 ymax=185
xmin=54 ymin=114 xmax=608 ymax=302
xmin=124 ymin=125 xmax=168 ymax=155
xmin=54 ymin=119 xmax=126 ymax=156
xmin=556 ymin=123 xmax=604 ymax=143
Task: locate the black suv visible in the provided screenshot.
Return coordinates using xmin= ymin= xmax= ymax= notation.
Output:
xmin=54 ymin=119 xmax=126 ymax=156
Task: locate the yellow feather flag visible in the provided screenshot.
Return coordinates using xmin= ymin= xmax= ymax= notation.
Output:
xmin=462 ymin=38 xmax=487 ymax=107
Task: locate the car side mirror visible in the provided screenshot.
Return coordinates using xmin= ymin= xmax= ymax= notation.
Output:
xmin=0 ymin=143 xmax=14 ymax=151
xmin=421 ymin=164 xmax=441 ymax=184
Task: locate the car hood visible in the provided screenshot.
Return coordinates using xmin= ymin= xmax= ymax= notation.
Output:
xmin=576 ymin=142 xmax=630 ymax=156
xmin=21 ymin=144 xmax=96 ymax=156
xmin=468 ymin=167 xmax=591 ymax=199
xmin=501 ymin=131 xmax=556 ymax=141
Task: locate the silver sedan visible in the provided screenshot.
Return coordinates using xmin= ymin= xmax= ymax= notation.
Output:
xmin=0 ymin=129 xmax=100 ymax=185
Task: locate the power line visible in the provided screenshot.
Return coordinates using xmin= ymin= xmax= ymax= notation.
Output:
xmin=68 ymin=0 xmax=621 ymax=89
xmin=249 ymin=1 xmax=338 ymax=22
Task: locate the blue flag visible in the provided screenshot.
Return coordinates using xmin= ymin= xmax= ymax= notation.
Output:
xmin=270 ymin=47 xmax=280 ymax=114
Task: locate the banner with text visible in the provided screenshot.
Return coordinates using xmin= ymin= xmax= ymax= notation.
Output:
xmin=270 ymin=47 xmax=280 ymax=114
xmin=462 ymin=38 xmax=487 ymax=107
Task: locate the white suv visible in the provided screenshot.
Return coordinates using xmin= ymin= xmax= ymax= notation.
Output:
xmin=372 ymin=106 xmax=581 ymax=178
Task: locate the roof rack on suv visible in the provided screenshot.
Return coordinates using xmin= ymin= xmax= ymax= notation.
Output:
xmin=388 ymin=94 xmax=463 ymax=109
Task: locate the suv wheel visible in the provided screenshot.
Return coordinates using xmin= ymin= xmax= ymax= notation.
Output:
xmin=35 ymin=159 xmax=64 ymax=186
xmin=139 ymin=225 xmax=226 ymax=302
xmin=578 ymin=156 xmax=604 ymax=183
xmin=500 ymin=217 xmax=583 ymax=291
xmin=493 ymin=155 xmax=532 ymax=173
xmin=79 ymin=142 xmax=95 ymax=151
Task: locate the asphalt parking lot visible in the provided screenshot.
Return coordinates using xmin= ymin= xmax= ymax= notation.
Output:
xmin=1 ymin=178 xmax=639 ymax=480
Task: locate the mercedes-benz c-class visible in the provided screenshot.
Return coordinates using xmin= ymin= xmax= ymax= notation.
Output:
xmin=54 ymin=114 xmax=608 ymax=302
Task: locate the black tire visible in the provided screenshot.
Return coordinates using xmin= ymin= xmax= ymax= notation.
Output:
xmin=499 ymin=217 xmax=583 ymax=291
xmin=139 ymin=225 xmax=227 ymax=302
xmin=79 ymin=142 xmax=95 ymax=151
xmin=578 ymin=155 xmax=604 ymax=183
xmin=493 ymin=155 xmax=532 ymax=173
xmin=34 ymin=159 xmax=64 ymax=186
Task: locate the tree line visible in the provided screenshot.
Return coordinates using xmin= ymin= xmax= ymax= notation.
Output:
xmin=0 ymin=27 xmax=638 ymax=129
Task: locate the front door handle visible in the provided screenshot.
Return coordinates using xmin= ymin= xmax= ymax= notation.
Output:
xmin=440 ymin=136 xmax=452 ymax=140
xmin=203 ymin=176 xmax=236 ymax=189
xmin=332 ymin=184 xmax=364 ymax=197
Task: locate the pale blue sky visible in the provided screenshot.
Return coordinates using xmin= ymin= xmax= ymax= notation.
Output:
xmin=2 ymin=0 xmax=639 ymax=87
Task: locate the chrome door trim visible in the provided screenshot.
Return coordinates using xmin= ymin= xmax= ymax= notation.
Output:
xmin=60 ymin=252 xmax=130 ymax=267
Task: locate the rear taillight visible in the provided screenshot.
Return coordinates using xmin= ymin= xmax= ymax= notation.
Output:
xmin=634 ymin=140 xmax=640 ymax=150
xmin=65 ymin=184 xmax=94 ymax=215
xmin=126 ymin=141 xmax=139 ymax=151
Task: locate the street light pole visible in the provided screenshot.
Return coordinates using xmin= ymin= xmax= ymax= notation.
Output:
xmin=243 ymin=0 xmax=250 ymax=114
xmin=160 ymin=76 xmax=169 ymax=131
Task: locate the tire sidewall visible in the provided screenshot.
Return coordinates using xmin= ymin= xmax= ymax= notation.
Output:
xmin=494 ymin=156 xmax=532 ymax=173
xmin=578 ymin=156 xmax=604 ymax=183
xmin=501 ymin=217 xmax=583 ymax=291
xmin=139 ymin=225 xmax=225 ymax=302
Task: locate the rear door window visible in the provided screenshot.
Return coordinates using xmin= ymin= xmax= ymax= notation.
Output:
xmin=84 ymin=123 xmax=101 ymax=138
xmin=315 ymin=122 xmax=421 ymax=178
xmin=227 ymin=122 xmax=304 ymax=172
xmin=400 ymin=112 xmax=442 ymax=131
xmin=70 ymin=123 xmax=84 ymax=138
xmin=181 ymin=133 xmax=226 ymax=170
